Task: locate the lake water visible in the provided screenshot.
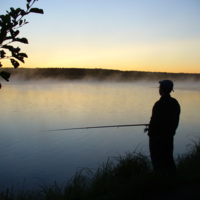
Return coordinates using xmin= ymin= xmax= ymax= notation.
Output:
xmin=0 ymin=80 xmax=200 ymax=190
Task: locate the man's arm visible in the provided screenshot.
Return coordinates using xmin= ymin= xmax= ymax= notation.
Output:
xmin=148 ymin=101 xmax=162 ymax=137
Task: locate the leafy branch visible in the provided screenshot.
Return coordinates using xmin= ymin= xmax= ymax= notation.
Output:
xmin=0 ymin=0 xmax=43 ymax=88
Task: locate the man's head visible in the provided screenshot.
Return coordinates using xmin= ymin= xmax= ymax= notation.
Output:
xmin=159 ymin=80 xmax=174 ymax=95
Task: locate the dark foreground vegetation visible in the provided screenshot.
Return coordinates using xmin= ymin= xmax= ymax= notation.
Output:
xmin=1 ymin=139 xmax=200 ymax=200
xmin=3 ymin=68 xmax=200 ymax=82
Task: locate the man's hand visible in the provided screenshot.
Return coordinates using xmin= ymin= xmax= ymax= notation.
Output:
xmin=144 ymin=127 xmax=149 ymax=133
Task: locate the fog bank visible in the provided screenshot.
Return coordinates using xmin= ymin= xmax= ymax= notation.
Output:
xmin=2 ymin=68 xmax=200 ymax=83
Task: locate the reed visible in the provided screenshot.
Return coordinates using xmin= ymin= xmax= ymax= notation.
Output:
xmin=176 ymin=138 xmax=200 ymax=181
xmin=1 ymin=139 xmax=200 ymax=200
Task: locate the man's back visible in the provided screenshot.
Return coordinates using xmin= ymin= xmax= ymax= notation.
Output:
xmin=148 ymin=94 xmax=180 ymax=137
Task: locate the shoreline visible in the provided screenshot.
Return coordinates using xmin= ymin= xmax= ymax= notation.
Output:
xmin=2 ymin=68 xmax=200 ymax=82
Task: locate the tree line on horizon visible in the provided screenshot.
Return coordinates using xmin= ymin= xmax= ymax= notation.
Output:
xmin=2 ymin=67 xmax=200 ymax=81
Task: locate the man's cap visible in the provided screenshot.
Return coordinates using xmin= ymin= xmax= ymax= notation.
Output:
xmin=159 ymin=80 xmax=174 ymax=92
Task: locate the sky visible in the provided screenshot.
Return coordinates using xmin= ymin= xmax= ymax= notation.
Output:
xmin=1 ymin=0 xmax=200 ymax=73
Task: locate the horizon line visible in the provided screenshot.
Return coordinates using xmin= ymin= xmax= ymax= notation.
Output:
xmin=2 ymin=67 xmax=200 ymax=75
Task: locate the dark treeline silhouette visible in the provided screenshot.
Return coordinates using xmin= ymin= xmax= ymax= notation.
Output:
xmin=3 ymin=68 xmax=200 ymax=81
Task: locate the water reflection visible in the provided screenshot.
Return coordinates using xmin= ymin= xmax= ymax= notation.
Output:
xmin=0 ymin=81 xmax=199 ymax=189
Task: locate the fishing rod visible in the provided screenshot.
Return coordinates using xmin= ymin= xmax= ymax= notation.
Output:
xmin=48 ymin=123 xmax=149 ymax=132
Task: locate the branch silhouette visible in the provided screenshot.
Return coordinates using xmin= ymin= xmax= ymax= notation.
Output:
xmin=0 ymin=0 xmax=44 ymax=88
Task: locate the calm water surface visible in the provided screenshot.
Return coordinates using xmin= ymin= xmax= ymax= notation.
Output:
xmin=0 ymin=81 xmax=200 ymax=190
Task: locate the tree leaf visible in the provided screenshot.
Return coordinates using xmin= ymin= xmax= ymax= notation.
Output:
xmin=14 ymin=30 xmax=20 ymax=37
xmin=0 ymin=28 xmax=7 ymax=44
xmin=19 ymin=19 xmax=23 ymax=25
xmin=0 ymin=14 xmax=10 ymax=23
xmin=18 ymin=53 xmax=28 ymax=58
xmin=10 ymin=29 xmax=15 ymax=39
xmin=0 ymin=50 xmax=6 ymax=59
xmin=10 ymin=59 xmax=20 ymax=68
xmin=5 ymin=14 xmax=11 ymax=23
xmin=15 ymin=37 xmax=28 ymax=44
xmin=20 ymin=10 xmax=27 ymax=16
xmin=15 ymin=47 xmax=21 ymax=53
xmin=16 ymin=8 xmax=22 ymax=15
xmin=27 ymin=0 xmax=32 ymax=3
xmin=4 ymin=36 xmax=13 ymax=41
xmin=9 ymin=7 xmax=20 ymax=19
xmin=11 ymin=50 xmax=26 ymax=63
xmin=0 ymin=71 xmax=11 ymax=81
xmin=2 ymin=45 xmax=14 ymax=51
xmin=26 ymin=3 xmax=30 ymax=10
xmin=29 ymin=8 xmax=44 ymax=14
xmin=2 ymin=45 xmax=20 ymax=54
xmin=11 ymin=53 xmax=24 ymax=63
xmin=10 ymin=7 xmax=15 ymax=12
xmin=12 ymin=19 xmax=18 ymax=26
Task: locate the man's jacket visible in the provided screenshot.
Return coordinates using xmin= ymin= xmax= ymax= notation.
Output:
xmin=148 ymin=94 xmax=180 ymax=137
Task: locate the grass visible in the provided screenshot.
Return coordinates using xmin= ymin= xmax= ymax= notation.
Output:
xmin=1 ymin=139 xmax=200 ymax=200
xmin=176 ymin=138 xmax=200 ymax=182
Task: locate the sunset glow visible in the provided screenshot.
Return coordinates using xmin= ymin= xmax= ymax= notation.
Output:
xmin=1 ymin=0 xmax=200 ymax=73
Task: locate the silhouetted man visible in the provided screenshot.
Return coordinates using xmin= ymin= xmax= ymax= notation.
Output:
xmin=147 ymin=80 xmax=180 ymax=178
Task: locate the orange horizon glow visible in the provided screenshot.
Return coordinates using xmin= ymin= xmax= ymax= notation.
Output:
xmin=1 ymin=1 xmax=200 ymax=74
xmin=2 ymin=38 xmax=200 ymax=74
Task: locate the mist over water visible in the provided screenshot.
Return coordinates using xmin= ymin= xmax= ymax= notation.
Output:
xmin=0 ymin=80 xmax=200 ymax=190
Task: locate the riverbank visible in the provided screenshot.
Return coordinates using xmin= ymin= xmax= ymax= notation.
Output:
xmin=1 ymin=139 xmax=200 ymax=200
xmin=2 ymin=68 xmax=200 ymax=82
